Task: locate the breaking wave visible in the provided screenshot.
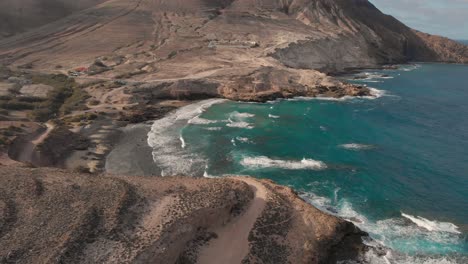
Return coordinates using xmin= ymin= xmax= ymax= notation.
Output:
xmin=227 ymin=120 xmax=254 ymax=129
xmin=291 ymin=88 xmax=388 ymax=102
xmin=300 ymin=192 xmax=466 ymax=259
xmin=147 ymin=99 xmax=226 ymax=176
xmin=401 ymin=213 xmax=461 ymax=234
xmin=240 ymin=156 xmax=327 ymax=170
xmin=230 ymin=111 xmax=255 ymax=119
xmin=188 ymin=116 xmax=220 ymax=125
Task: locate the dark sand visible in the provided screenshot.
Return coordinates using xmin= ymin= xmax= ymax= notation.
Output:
xmin=105 ymin=124 xmax=161 ymax=176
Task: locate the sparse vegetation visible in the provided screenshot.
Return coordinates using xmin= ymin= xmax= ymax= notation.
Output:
xmin=0 ymin=73 xmax=93 ymax=122
xmin=0 ymin=136 xmax=9 ymax=147
xmin=0 ymin=99 xmax=35 ymax=110
xmin=89 ymin=100 xmax=100 ymax=106
xmin=73 ymin=165 xmax=91 ymax=174
xmin=168 ymin=51 xmax=178 ymax=59
xmin=115 ymin=70 xmax=146 ymax=79
xmin=63 ymin=113 xmax=98 ymax=123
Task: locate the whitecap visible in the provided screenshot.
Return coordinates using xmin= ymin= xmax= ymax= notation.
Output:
xmin=226 ymin=120 xmax=254 ymax=129
xmin=339 ymin=143 xmax=376 ymax=150
xmin=401 ymin=213 xmax=461 ymax=234
xmin=204 ymin=127 xmax=222 ymax=131
xmin=188 ymin=116 xmax=219 ymax=125
xmin=240 ymin=156 xmax=327 ymax=170
xmin=236 ymin=137 xmax=250 ymax=143
xmin=268 ymin=114 xmax=280 ymax=119
xmin=230 ymin=111 xmax=255 ymax=119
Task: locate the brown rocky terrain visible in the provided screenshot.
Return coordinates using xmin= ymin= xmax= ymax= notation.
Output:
xmin=0 ymin=0 xmax=109 ymax=39
xmin=0 ymin=166 xmax=368 ymax=263
xmin=0 ymin=2 xmax=467 ymax=263
xmin=0 ymin=0 xmax=466 ymax=105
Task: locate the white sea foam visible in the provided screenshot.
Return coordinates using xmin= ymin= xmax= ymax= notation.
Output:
xmin=240 ymin=156 xmax=327 ymax=170
xmin=204 ymin=127 xmax=222 ymax=131
xmin=230 ymin=111 xmax=255 ymax=119
xmin=268 ymin=114 xmax=280 ymax=119
xmin=188 ymin=116 xmax=219 ymax=125
xmin=236 ymin=137 xmax=250 ymax=143
xmin=147 ymin=99 xmax=226 ymax=176
xmin=300 ymin=191 xmax=465 ymax=261
xmin=179 ymin=135 xmax=186 ymax=149
xmin=351 ymin=250 xmax=466 ymax=264
xmin=291 ymin=87 xmax=387 ymax=102
xmin=339 ymin=143 xmax=376 ymax=150
xmin=227 ymin=120 xmax=254 ymax=129
xmin=203 ymin=165 xmax=217 ymax=178
xmin=349 ymin=72 xmax=394 ymax=83
xmin=400 ymin=64 xmax=422 ymax=72
xmin=401 ymin=213 xmax=461 ymax=234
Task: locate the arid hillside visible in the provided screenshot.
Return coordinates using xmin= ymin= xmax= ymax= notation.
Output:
xmin=0 ymin=0 xmax=467 ymax=72
xmin=0 ymin=0 xmax=109 ymax=39
xmin=0 ymin=166 xmax=367 ymax=263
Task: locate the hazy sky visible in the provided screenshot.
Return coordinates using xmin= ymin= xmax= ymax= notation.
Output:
xmin=369 ymin=0 xmax=468 ymax=39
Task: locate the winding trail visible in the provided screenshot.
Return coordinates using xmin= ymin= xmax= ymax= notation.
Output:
xmin=17 ymin=123 xmax=54 ymax=163
xmin=196 ymin=178 xmax=268 ymax=264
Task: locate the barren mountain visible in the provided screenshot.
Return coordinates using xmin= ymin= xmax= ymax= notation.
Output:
xmin=0 ymin=166 xmax=367 ymax=263
xmin=1 ymin=0 xmax=465 ymax=102
xmin=0 ymin=0 xmax=109 ymax=39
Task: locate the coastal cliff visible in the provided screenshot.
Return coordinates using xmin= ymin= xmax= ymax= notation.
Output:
xmin=0 ymin=166 xmax=367 ymax=264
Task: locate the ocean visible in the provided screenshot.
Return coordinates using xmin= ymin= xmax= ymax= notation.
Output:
xmin=148 ymin=63 xmax=468 ymax=263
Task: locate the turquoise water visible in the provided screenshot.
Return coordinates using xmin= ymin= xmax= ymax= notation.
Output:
xmin=149 ymin=63 xmax=468 ymax=263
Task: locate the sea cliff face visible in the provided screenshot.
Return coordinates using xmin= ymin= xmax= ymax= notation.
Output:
xmin=0 ymin=167 xmax=368 ymax=263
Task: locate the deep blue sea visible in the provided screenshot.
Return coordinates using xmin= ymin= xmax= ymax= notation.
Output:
xmin=148 ymin=63 xmax=468 ymax=263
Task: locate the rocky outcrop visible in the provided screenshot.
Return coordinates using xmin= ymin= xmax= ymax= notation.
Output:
xmin=133 ymin=67 xmax=370 ymax=103
xmin=0 ymin=167 xmax=368 ymax=264
xmin=218 ymin=67 xmax=370 ymax=101
xmin=242 ymin=179 xmax=368 ymax=264
xmin=8 ymin=125 xmax=89 ymax=167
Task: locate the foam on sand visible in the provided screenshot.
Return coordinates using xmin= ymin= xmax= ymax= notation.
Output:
xmin=240 ymin=156 xmax=327 ymax=170
xmin=401 ymin=213 xmax=461 ymax=234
